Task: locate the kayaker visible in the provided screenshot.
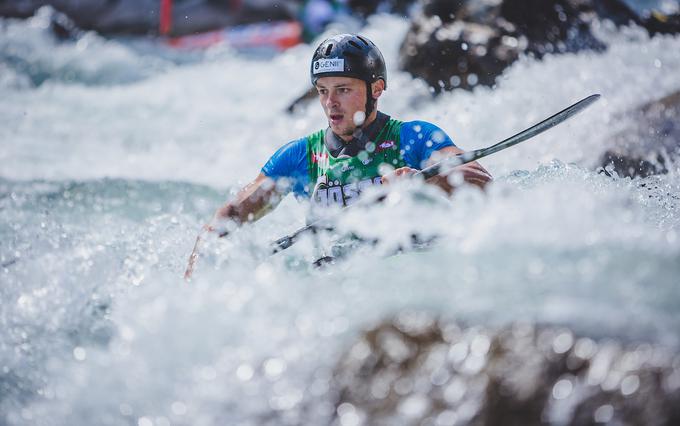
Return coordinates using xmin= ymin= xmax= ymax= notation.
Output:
xmin=206 ymin=33 xmax=492 ymax=231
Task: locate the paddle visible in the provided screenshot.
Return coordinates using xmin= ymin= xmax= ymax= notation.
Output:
xmin=185 ymin=93 xmax=600 ymax=278
xmin=269 ymin=93 xmax=601 ymax=254
xmin=184 ymin=229 xmax=205 ymax=280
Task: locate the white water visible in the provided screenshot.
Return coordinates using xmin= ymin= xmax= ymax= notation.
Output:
xmin=2 ymin=10 xmax=680 ymax=426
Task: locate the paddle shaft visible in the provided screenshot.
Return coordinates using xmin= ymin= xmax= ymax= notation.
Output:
xmin=418 ymin=93 xmax=601 ymax=179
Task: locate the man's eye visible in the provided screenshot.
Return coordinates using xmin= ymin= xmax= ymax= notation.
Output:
xmin=339 ymin=88 xmax=350 ymax=93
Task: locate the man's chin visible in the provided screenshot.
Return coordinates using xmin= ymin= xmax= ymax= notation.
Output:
xmin=329 ymin=123 xmax=355 ymax=137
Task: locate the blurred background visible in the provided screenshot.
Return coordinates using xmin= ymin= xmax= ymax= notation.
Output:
xmin=2 ymin=1 xmax=680 ymax=425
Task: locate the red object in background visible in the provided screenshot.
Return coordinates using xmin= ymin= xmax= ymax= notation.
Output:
xmin=167 ymin=21 xmax=303 ymax=51
xmin=160 ymin=0 xmax=173 ymax=35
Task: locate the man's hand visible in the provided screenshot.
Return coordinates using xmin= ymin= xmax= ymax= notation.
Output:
xmin=424 ymin=146 xmax=492 ymax=193
xmin=380 ymin=160 xmax=492 ymax=193
xmin=448 ymin=162 xmax=492 ymax=190
xmin=380 ymin=167 xmax=418 ymax=184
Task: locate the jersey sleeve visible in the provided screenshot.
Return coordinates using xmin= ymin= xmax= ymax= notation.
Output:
xmin=399 ymin=121 xmax=456 ymax=169
xmin=261 ymin=137 xmax=310 ymax=197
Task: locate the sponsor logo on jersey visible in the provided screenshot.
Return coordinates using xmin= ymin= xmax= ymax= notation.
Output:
xmin=375 ymin=140 xmax=396 ymax=152
xmin=313 ymin=176 xmax=382 ymax=207
xmin=340 ymin=163 xmax=355 ymax=172
xmin=311 ymin=153 xmax=330 ymax=168
xmin=311 ymin=153 xmax=328 ymax=163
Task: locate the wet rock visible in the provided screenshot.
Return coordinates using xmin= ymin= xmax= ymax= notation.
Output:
xmin=599 ymin=151 xmax=667 ymax=178
xmin=47 ymin=6 xmax=81 ymax=40
xmin=330 ymin=313 xmax=680 ymax=425
xmin=398 ymin=0 xmax=679 ymax=94
xmin=600 ymin=91 xmax=680 ymax=178
xmin=399 ymin=0 xmax=604 ymax=93
xmin=15 ymin=5 xmax=84 ymax=41
xmin=603 ymin=0 xmax=680 ymax=37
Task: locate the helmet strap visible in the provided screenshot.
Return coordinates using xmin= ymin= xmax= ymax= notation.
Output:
xmin=364 ymin=81 xmax=375 ymax=121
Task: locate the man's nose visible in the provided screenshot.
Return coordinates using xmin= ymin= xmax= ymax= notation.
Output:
xmin=325 ymin=92 xmax=338 ymax=108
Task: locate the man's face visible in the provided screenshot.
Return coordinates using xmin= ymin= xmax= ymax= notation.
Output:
xmin=315 ymin=76 xmax=368 ymax=137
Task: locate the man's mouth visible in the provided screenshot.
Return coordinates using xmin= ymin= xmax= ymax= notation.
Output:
xmin=329 ymin=113 xmax=344 ymax=125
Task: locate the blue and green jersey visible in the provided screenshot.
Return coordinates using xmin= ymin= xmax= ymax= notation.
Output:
xmin=261 ymin=117 xmax=455 ymax=206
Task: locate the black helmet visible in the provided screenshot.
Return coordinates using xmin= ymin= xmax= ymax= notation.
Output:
xmin=310 ymin=34 xmax=387 ymax=88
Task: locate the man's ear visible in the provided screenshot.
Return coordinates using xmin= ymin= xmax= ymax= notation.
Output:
xmin=371 ymin=79 xmax=385 ymax=99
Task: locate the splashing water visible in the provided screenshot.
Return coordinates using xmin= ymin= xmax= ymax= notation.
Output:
xmin=2 ymin=10 xmax=680 ymax=426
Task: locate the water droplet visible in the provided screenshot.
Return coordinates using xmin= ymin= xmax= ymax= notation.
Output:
xmin=353 ymin=111 xmax=366 ymax=126
xmin=236 ymin=364 xmax=254 ymax=381
xmin=432 ymin=130 xmax=446 ymax=143
xmin=398 ymin=394 xmax=430 ymax=418
xmin=593 ymin=404 xmax=614 ymax=423
xmin=470 ymin=335 xmax=490 ymax=355
xmin=73 ymin=347 xmax=86 ymax=361
xmin=338 ymin=402 xmax=361 ymax=426
xmin=436 ymin=410 xmax=458 ymax=426
xmin=138 ymin=416 xmax=153 ymax=426
xmin=552 ymin=378 xmax=573 ymax=399
xmin=443 ymin=378 xmax=466 ymax=404
xmin=621 ymin=375 xmax=640 ymax=396
xmin=430 ymin=368 xmax=450 ymax=386
xmin=264 ymin=358 xmax=286 ymax=379
xmin=574 ymin=338 xmax=597 ymax=359
xmin=337 ymin=402 xmax=355 ymax=417
xmin=370 ymin=379 xmax=390 ymax=399
xmin=553 ymin=332 xmax=574 ymax=354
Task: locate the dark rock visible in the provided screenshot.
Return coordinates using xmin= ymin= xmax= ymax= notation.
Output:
xmin=398 ymin=0 xmax=680 ymax=94
xmin=596 ymin=0 xmax=680 ymax=36
xmin=399 ymin=8 xmax=520 ymax=93
xmin=499 ymin=0 xmax=607 ymax=55
xmin=600 ymin=91 xmax=680 ymax=178
xmin=329 ymin=313 xmax=680 ymax=425
xmin=599 ymin=151 xmax=667 ymax=178
xmin=48 ymin=6 xmax=81 ymax=40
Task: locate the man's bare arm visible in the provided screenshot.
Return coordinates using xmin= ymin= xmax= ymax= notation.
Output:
xmin=209 ymin=173 xmax=281 ymax=230
xmin=185 ymin=173 xmax=281 ymax=280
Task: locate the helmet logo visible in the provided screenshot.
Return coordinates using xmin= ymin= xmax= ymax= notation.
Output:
xmin=313 ymin=58 xmax=345 ymax=74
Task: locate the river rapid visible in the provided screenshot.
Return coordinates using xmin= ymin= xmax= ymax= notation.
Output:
xmin=2 ymin=9 xmax=680 ymax=426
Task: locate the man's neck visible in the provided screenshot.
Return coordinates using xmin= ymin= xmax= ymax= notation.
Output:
xmin=338 ymin=111 xmax=379 ymax=142
xmin=324 ymin=111 xmax=390 ymax=158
